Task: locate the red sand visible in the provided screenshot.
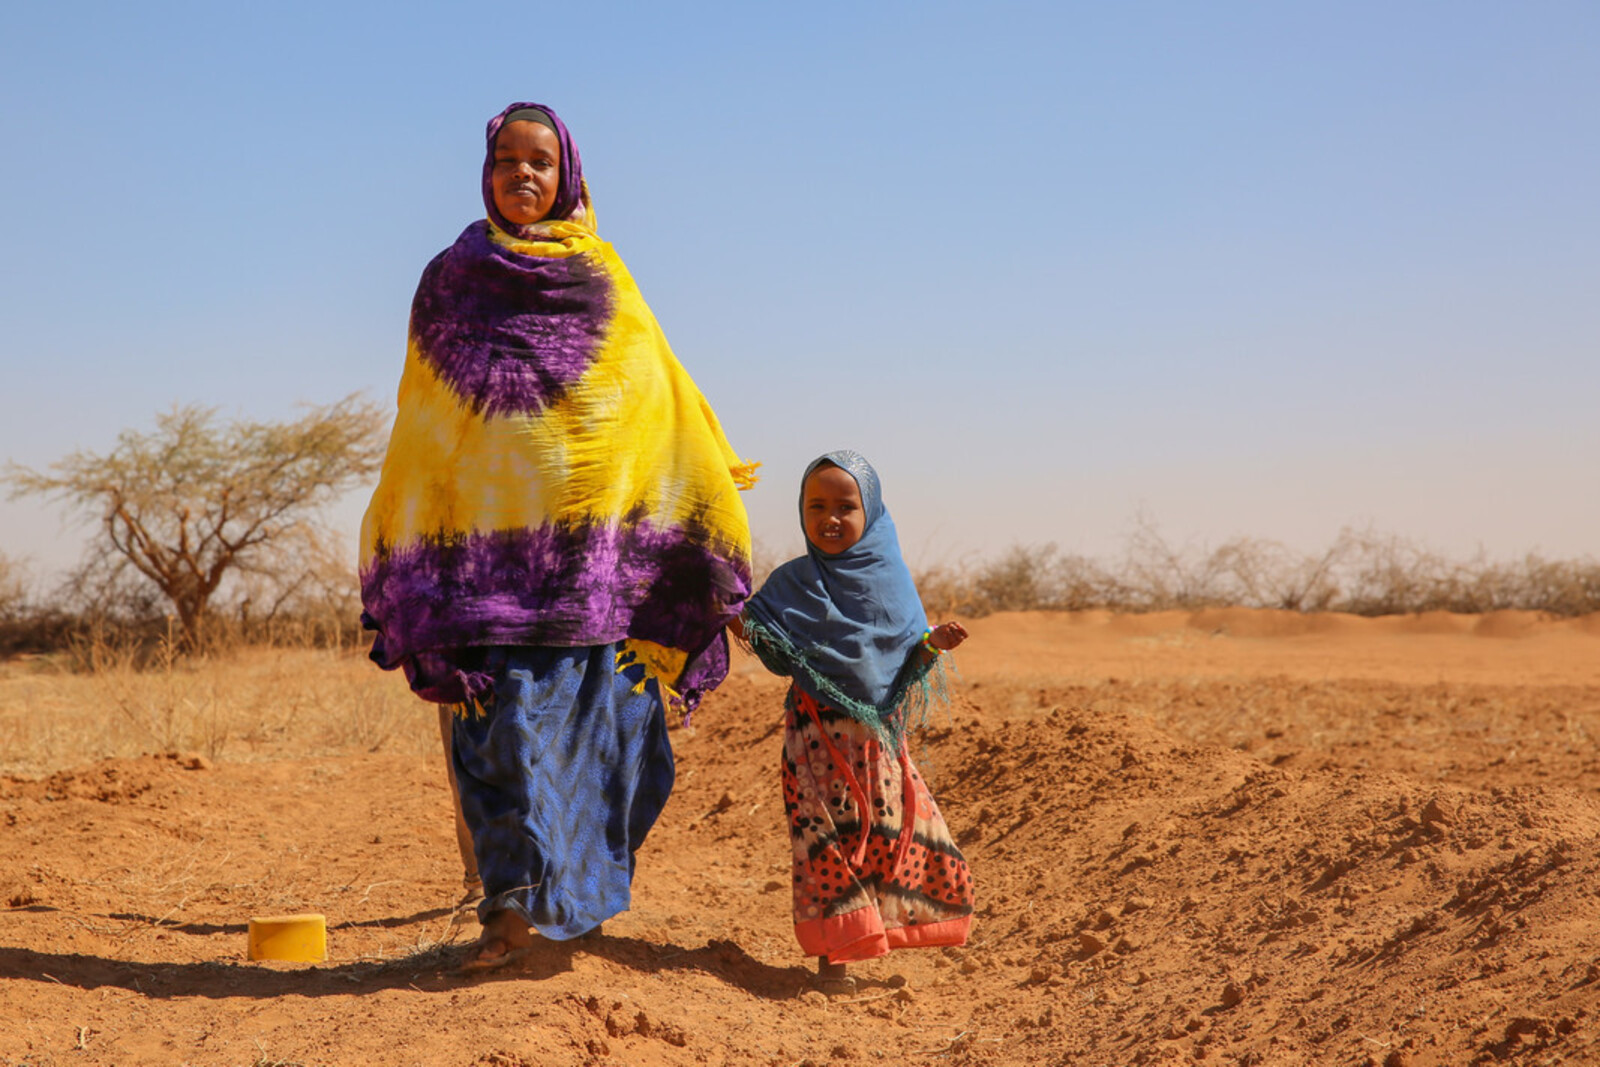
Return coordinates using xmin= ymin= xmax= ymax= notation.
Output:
xmin=4 ymin=609 xmax=1600 ymax=1065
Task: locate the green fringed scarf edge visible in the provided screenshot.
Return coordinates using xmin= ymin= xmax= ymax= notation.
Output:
xmin=739 ymin=617 xmax=951 ymax=745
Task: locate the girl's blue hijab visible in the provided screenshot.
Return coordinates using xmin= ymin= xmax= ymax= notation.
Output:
xmin=744 ymin=451 xmax=929 ymax=715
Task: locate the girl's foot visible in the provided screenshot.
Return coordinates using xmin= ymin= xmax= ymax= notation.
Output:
xmin=457 ymin=909 xmax=534 ymax=973
xmin=814 ymin=956 xmax=856 ymax=996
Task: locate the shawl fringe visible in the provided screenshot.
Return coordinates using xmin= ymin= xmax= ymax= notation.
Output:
xmin=740 ymin=617 xmax=949 ymax=745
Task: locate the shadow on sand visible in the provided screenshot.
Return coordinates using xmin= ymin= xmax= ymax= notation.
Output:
xmin=0 ymin=933 xmax=807 ymax=1000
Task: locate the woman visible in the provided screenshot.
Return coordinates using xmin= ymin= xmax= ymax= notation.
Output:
xmin=360 ymin=102 xmax=757 ymax=969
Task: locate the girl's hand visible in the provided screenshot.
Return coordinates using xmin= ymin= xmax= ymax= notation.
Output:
xmin=928 ymin=621 xmax=967 ymax=652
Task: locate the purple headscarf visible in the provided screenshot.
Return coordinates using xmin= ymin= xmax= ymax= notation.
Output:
xmin=481 ymin=101 xmax=585 ymax=234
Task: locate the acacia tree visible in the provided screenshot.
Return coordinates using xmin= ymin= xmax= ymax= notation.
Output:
xmin=5 ymin=395 xmax=387 ymax=647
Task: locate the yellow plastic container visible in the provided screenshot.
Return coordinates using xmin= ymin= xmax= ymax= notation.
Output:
xmin=248 ymin=913 xmax=327 ymax=962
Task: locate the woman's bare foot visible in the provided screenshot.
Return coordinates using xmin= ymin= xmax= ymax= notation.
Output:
xmin=458 ymin=909 xmax=534 ymax=972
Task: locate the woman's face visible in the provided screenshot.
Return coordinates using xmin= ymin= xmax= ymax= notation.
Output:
xmin=802 ymin=464 xmax=866 ymax=554
xmin=491 ymin=120 xmax=561 ymax=225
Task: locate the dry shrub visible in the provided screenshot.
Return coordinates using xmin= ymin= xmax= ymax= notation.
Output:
xmin=0 ymin=552 xmax=75 ymax=656
xmin=0 ymin=551 xmax=25 ymax=621
xmin=1117 ymin=516 xmax=1239 ymax=610
xmin=224 ymin=526 xmax=367 ymax=651
xmin=0 ymin=530 xmax=369 ymax=664
xmin=1512 ymin=555 xmax=1600 ymax=616
xmin=919 ymin=522 xmax=1600 ymax=619
xmin=1333 ymin=532 xmax=1600 ymax=616
xmin=918 ymin=547 xmax=1123 ymax=617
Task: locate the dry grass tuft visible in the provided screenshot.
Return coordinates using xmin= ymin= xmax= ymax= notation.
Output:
xmin=0 ymin=640 xmax=430 ymax=777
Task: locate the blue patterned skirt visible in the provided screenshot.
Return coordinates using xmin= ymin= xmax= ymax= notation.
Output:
xmin=450 ymin=644 xmax=674 ymax=940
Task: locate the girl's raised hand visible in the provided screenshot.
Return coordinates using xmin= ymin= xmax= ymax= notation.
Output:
xmin=928 ymin=621 xmax=968 ymax=652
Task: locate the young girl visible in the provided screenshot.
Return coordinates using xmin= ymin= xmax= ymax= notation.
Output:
xmin=738 ymin=451 xmax=973 ymax=993
xmin=361 ymin=102 xmax=756 ymax=970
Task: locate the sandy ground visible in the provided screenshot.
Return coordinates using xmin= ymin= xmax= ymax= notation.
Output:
xmin=3 ymin=609 xmax=1600 ymax=1066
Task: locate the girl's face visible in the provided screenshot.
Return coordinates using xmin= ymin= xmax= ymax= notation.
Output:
xmin=491 ymin=121 xmax=561 ymax=225
xmin=803 ymin=464 xmax=866 ymax=554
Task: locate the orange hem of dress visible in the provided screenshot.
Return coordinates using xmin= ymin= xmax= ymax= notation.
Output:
xmin=795 ymin=912 xmax=971 ymax=964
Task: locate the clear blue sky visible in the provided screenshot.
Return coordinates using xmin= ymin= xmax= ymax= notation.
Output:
xmin=3 ymin=1 xmax=1596 ymax=581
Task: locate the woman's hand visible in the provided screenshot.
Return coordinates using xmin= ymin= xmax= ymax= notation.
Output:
xmin=927 ymin=621 xmax=968 ymax=652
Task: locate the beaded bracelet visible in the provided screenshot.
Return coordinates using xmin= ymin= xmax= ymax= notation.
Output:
xmin=921 ymin=627 xmax=946 ymax=655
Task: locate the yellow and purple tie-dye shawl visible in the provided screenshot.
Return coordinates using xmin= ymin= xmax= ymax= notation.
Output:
xmin=360 ymin=102 xmax=756 ymax=708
